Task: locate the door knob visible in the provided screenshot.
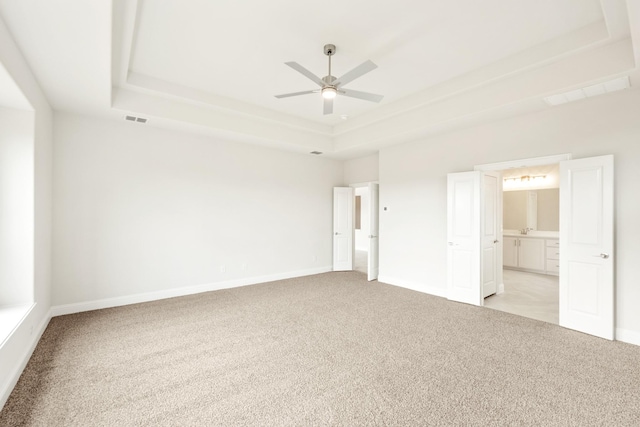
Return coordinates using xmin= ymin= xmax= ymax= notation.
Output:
xmin=334 ymin=232 xmax=340 ymax=235
xmin=368 ymin=235 xmax=378 ymax=238
xmin=598 ymin=253 xmax=609 ymax=259
xmin=493 ymin=240 xmax=499 ymax=244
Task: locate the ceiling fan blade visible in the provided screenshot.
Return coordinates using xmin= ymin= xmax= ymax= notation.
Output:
xmin=323 ymin=98 xmax=333 ymax=115
xmin=274 ymin=90 xmax=317 ymax=99
xmin=340 ymin=88 xmax=384 ymax=103
xmin=285 ymin=62 xmax=326 ymax=87
xmin=333 ymin=60 xmax=377 ymax=87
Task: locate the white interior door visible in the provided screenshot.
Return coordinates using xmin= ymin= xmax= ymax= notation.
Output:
xmin=367 ymin=183 xmax=379 ymax=281
xmin=447 ymin=171 xmax=482 ymax=305
xmin=559 ymin=155 xmax=614 ymax=340
xmin=482 ymin=172 xmax=500 ymax=298
xmin=333 ymin=187 xmax=354 ymax=271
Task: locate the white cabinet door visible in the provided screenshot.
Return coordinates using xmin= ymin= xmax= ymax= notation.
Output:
xmin=518 ymin=238 xmax=545 ymax=271
xmin=503 ymin=236 xmax=518 ymax=268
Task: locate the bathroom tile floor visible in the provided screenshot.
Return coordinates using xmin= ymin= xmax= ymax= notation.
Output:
xmin=484 ymin=269 xmax=559 ymax=325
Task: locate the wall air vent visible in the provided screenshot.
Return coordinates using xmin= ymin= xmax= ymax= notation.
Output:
xmin=124 ymin=115 xmax=148 ymax=124
xmin=544 ymin=76 xmax=630 ymax=106
xmin=310 ymin=151 xmax=323 ymax=155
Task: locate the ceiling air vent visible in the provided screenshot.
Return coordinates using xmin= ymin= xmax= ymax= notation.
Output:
xmin=544 ymin=76 xmax=630 ymax=106
xmin=310 ymin=151 xmax=323 ymax=155
xmin=124 ymin=115 xmax=148 ymax=124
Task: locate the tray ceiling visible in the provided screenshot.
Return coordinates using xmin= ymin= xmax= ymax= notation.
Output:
xmin=1 ymin=0 xmax=639 ymax=158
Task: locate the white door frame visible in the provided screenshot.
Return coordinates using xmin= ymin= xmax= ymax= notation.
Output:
xmin=335 ymin=182 xmax=380 ymax=276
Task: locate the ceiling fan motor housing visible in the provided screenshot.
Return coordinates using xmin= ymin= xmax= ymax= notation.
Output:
xmin=322 ymin=75 xmax=337 ymax=84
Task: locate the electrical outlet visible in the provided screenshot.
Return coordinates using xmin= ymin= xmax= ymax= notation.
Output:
xmin=313 ymin=255 xmax=318 ymax=262
xmin=241 ymin=263 xmax=247 ymax=271
xmin=30 ymin=325 xmax=33 ymax=335
xmin=220 ymin=265 xmax=226 ymax=273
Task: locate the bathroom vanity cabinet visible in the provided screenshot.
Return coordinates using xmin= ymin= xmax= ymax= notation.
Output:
xmin=503 ymin=235 xmax=559 ymax=275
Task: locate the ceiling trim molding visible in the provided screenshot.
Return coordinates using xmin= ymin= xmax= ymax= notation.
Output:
xmin=125 ymin=72 xmax=333 ymax=135
xmin=332 ymin=38 xmax=635 ymax=153
xmin=112 ymin=87 xmax=335 ymax=153
xmin=474 ymin=154 xmax=572 ymax=171
xmin=107 ymin=0 xmax=638 ymax=159
xmin=627 ymin=0 xmax=640 ymax=66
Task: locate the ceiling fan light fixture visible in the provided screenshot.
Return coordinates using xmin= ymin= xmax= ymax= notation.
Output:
xmin=275 ymin=44 xmax=382 ymax=115
xmin=321 ymin=86 xmax=337 ymax=99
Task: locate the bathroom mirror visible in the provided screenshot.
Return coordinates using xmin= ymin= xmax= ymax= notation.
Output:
xmin=503 ymin=189 xmax=559 ymax=231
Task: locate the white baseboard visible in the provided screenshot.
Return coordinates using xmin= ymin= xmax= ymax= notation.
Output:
xmin=377 ymin=275 xmax=448 ymax=298
xmin=51 ymin=266 xmax=332 ymax=317
xmin=0 ymin=305 xmax=52 ymax=411
xmin=616 ymin=328 xmax=640 ymax=347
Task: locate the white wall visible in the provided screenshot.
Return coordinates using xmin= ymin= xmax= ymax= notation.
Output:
xmin=378 ymin=88 xmax=640 ymax=342
xmin=52 ymin=112 xmax=344 ymax=306
xmin=344 ymin=152 xmax=378 ymax=184
xmin=0 ymin=16 xmax=53 ymax=409
xmin=0 ymin=107 xmax=34 ymax=306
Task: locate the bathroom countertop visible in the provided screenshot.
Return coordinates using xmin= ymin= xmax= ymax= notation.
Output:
xmin=502 ymin=230 xmax=559 ymax=238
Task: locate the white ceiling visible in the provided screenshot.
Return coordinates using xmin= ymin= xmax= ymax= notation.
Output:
xmin=1 ymin=0 xmax=639 ymax=158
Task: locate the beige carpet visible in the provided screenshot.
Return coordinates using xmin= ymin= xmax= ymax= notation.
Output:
xmin=2 ymin=272 xmax=639 ymax=426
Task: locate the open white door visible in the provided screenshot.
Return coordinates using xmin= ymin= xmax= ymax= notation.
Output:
xmin=447 ymin=171 xmax=482 ymax=305
xmin=482 ymin=172 xmax=501 ymax=298
xmin=559 ymin=155 xmax=614 ymax=340
xmin=367 ymin=183 xmax=379 ymax=281
xmin=333 ymin=187 xmax=354 ymax=271
xmin=447 ymin=171 xmax=500 ymax=305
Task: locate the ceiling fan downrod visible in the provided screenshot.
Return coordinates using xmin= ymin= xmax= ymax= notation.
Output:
xmin=324 ymin=44 xmax=336 ymax=82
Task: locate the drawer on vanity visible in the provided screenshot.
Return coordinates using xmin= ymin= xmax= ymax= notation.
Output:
xmin=546 ymin=260 xmax=560 ymax=274
xmin=546 ymin=239 xmax=559 ymax=259
xmin=545 ymin=239 xmax=560 ymax=275
xmin=547 ymin=248 xmax=560 ymax=260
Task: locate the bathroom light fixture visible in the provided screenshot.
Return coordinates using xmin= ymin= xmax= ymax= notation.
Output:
xmin=503 ymin=175 xmax=547 ymax=189
xmin=504 ymin=174 xmax=546 ymax=182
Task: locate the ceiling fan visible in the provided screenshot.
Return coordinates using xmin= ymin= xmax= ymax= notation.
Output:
xmin=275 ymin=44 xmax=383 ymax=115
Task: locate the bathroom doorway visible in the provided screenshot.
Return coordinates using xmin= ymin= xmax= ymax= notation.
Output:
xmin=340 ymin=182 xmax=379 ymax=280
xmin=450 ymin=153 xmax=614 ymax=339
xmin=482 ymin=163 xmax=561 ymax=324
xmin=483 ymin=163 xmax=560 ymax=324
xmin=354 ymin=186 xmax=370 ymax=275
